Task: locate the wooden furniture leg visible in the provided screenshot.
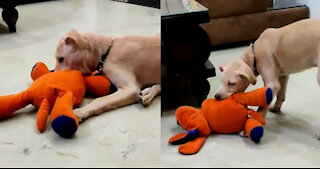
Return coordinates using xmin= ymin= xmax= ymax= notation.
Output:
xmin=2 ymin=6 xmax=18 ymax=33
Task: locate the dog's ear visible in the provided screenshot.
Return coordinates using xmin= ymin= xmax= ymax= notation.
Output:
xmin=64 ymin=29 xmax=84 ymax=49
xmin=219 ymin=64 xmax=226 ymax=72
xmin=65 ymin=37 xmax=77 ymax=48
xmin=237 ymin=66 xmax=257 ymax=85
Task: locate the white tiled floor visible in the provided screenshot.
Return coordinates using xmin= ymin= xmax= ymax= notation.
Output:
xmin=161 ymin=46 xmax=320 ymax=167
xmin=0 ymin=0 xmax=160 ymax=167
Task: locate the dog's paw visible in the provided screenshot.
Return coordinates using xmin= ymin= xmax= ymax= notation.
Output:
xmin=238 ymin=130 xmax=246 ymax=138
xmin=74 ymin=108 xmax=87 ymax=123
xmin=140 ymin=87 xmax=154 ymax=106
xmin=269 ymin=106 xmax=281 ymax=113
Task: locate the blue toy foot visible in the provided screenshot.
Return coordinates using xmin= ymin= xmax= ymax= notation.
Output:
xmin=51 ymin=116 xmax=78 ymax=138
xmin=250 ymin=126 xmax=264 ymax=143
xmin=266 ymin=88 xmax=273 ymax=105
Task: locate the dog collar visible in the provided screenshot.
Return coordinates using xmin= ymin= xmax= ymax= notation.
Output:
xmin=251 ymin=42 xmax=259 ymax=76
xmin=97 ymin=39 xmax=114 ymax=72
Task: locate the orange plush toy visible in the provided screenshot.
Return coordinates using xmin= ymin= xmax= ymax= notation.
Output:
xmin=0 ymin=62 xmax=116 ymax=138
xmin=169 ymin=87 xmax=273 ymax=155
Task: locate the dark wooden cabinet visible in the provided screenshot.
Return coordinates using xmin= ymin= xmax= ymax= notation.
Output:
xmin=161 ymin=0 xmax=216 ymax=108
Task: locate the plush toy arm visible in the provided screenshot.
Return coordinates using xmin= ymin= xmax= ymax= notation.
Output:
xmin=0 ymin=90 xmax=31 ymax=118
xmin=31 ymin=62 xmax=50 ymax=81
xmin=248 ymin=109 xmax=266 ymax=125
xmin=232 ymin=87 xmax=273 ymax=107
xmin=84 ymin=75 xmax=116 ymax=97
xmin=36 ymin=99 xmax=51 ymax=133
xmin=49 ymin=91 xmax=79 ymax=138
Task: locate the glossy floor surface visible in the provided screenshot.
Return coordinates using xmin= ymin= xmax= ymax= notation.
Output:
xmin=0 ymin=0 xmax=160 ymax=167
xmin=162 ymin=46 xmax=320 ymax=167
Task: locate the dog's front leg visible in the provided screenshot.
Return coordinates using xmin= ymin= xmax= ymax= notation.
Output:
xmin=75 ymin=87 xmax=140 ymax=122
xmin=140 ymin=84 xmax=161 ymax=106
xmin=258 ymin=66 xmax=281 ymax=117
xmin=257 ymin=80 xmax=280 ymax=117
xmin=270 ymin=75 xmax=289 ymax=112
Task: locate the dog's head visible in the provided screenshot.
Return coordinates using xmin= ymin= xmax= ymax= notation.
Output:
xmin=55 ymin=29 xmax=99 ymax=75
xmin=215 ymin=59 xmax=257 ymax=100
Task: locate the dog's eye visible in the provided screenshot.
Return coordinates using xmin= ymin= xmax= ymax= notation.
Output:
xmin=228 ymin=82 xmax=236 ymax=86
xmin=58 ymin=57 xmax=64 ymax=63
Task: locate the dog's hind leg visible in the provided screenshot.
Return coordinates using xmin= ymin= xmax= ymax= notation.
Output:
xmin=270 ymin=75 xmax=289 ymax=113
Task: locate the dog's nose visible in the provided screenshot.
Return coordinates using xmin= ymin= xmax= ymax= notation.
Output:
xmin=215 ymin=94 xmax=221 ymax=100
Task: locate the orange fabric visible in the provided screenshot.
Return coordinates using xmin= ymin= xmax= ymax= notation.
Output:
xmin=176 ymin=106 xmax=211 ymax=136
xmin=202 ymin=98 xmax=248 ymax=133
xmin=49 ymin=91 xmax=78 ymax=126
xmin=202 ymin=87 xmax=269 ymax=133
xmin=0 ymin=91 xmax=31 ymax=118
xmin=36 ymin=98 xmax=50 ymax=133
xmin=169 ymin=133 xmax=188 ymax=144
xmin=84 ymin=76 xmax=111 ymax=97
xmin=31 ymin=62 xmax=111 ymax=97
xmin=31 ymin=62 xmax=50 ymax=81
xmin=248 ymin=109 xmax=266 ymax=125
xmin=0 ymin=62 xmax=112 ymax=133
xmin=232 ymin=87 xmax=270 ymax=107
xmin=178 ymin=137 xmax=206 ymax=155
xmin=170 ymin=87 xmax=271 ymax=154
xmin=29 ymin=70 xmax=86 ymax=108
xmin=245 ymin=118 xmax=263 ymax=138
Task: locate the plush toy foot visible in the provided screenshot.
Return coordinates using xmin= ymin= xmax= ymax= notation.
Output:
xmin=245 ymin=118 xmax=264 ymax=143
xmin=266 ymin=88 xmax=273 ymax=105
xmin=51 ymin=115 xmax=78 ymax=138
xmin=249 ymin=126 xmax=264 ymax=143
xmin=169 ymin=129 xmax=199 ymax=145
xmin=178 ymin=137 xmax=206 ymax=155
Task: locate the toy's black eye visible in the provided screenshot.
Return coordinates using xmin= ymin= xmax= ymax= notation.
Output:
xmin=228 ymin=81 xmax=236 ymax=86
xmin=58 ymin=57 xmax=64 ymax=63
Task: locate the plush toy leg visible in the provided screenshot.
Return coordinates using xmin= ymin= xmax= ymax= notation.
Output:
xmin=178 ymin=136 xmax=207 ymax=155
xmin=233 ymin=87 xmax=273 ymax=107
xmin=36 ymin=99 xmax=51 ymax=133
xmin=248 ymin=109 xmax=266 ymax=125
xmin=31 ymin=62 xmax=50 ymax=81
xmin=245 ymin=118 xmax=264 ymax=143
xmin=0 ymin=91 xmax=31 ymax=118
xmin=169 ymin=106 xmax=210 ymax=155
xmin=50 ymin=91 xmax=79 ymax=138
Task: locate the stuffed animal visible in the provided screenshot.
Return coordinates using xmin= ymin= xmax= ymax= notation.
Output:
xmin=0 ymin=62 xmax=116 ymax=138
xmin=169 ymin=87 xmax=273 ymax=155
